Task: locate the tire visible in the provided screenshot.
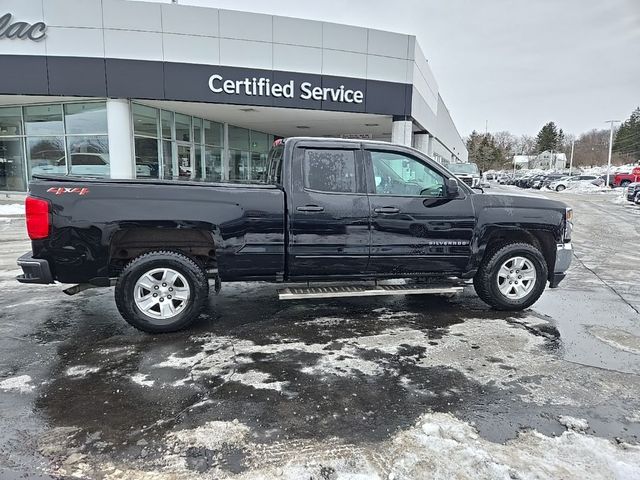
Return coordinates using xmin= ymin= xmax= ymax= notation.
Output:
xmin=621 ymin=180 xmax=631 ymax=188
xmin=555 ymin=184 xmax=566 ymax=192
xmin=473 ymin=243 xmax=548 ymax=311
xmin=115 ymin=251 xmax=209 ymax=333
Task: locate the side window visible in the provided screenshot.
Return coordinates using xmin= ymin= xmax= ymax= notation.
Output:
xmin=303 ymin=149 xmax=356 ymax=193
xmin=369 ymin=151 xmax=445 ymax=197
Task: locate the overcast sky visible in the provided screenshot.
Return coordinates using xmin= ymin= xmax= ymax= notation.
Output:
xmin=148 ymin=0 xmax=639 ymax=137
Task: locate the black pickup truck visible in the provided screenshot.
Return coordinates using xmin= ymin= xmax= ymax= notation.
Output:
xmin=18 ymin=137 xmax=573 ymax=333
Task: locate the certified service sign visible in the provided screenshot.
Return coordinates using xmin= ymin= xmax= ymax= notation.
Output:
xmin=208 ymin=74 xmax=365 ymax=104
xmin=0 ymin=13 xmax=47 ymax=41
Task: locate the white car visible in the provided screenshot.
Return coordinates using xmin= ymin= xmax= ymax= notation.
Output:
xmin=547 ymin=175 xmax=598 ymax=191
xmin=31 ymin=153 xmax=152 ymax=178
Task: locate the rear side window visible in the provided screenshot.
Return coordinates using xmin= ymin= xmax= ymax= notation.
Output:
xmin=303 ymin=149 xmax=356 ymax=193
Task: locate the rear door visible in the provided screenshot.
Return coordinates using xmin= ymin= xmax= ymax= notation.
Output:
xmin=364 ymin=145 xmax=475 ymax=275
xmin=288 ymin=143 xmax=370 ymax=278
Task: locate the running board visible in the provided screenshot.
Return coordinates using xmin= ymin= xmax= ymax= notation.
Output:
xmin=278 ymin=284 xmax=464 ymax=300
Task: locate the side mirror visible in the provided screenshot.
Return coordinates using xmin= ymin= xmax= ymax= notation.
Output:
xmin=446 ymin=177 xmax=459 ymax=197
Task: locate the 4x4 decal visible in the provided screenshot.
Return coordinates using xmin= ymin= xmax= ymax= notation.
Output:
xmin=47 ymin=187 xmax=90 ymax=196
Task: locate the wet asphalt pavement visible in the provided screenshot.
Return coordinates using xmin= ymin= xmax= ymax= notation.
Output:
xmin=0 ymin=187 xmax=639 ymax=479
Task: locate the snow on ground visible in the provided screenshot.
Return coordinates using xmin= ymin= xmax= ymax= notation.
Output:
xmin=48 ymin=412 xmax=640 ymax=479
xmin=0 ymin=374 xmax=34 ymax=393
xmin=65 ymin=365 xmax=101 ymax=378
xmin=0 ymin=203 xmax=24 ymax=216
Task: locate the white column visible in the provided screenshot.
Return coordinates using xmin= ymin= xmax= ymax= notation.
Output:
xmin=414 ymin=132 xmax=429 ymax=154
xmin=427 ymin=134 xmax=434 ymax=157
xmin=222 ymin=123 xmax=230 ymax=181
xmin=106 ymin=99 xmax=135 ymax=179
xmin=391 ymin=119 xmax=413 ymax=146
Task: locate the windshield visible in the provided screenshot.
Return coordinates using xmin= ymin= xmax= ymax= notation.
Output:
xmin=447 ymin=163 xmax=479 ymax=175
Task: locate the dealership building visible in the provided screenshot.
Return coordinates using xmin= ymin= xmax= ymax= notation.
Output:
xmin=0 ymin=0 xmax=468 ymax=193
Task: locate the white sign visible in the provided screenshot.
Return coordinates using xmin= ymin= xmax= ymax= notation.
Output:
xmin=208 ymin=74 xmax=364 ymax=104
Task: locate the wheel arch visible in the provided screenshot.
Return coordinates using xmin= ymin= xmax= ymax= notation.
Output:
xmin=477 ymin=228 xmax=556 ymax=280
xmin=108 ymin=227 xmax=218 ymax=277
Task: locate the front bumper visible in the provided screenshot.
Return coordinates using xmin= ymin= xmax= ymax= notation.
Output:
xmin=549 ymin=242 xmax=573 ymax=288
xmin=16 ymin=252 xmax=54 ymax=284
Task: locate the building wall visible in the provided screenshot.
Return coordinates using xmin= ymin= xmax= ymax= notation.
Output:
xmin=0 ymin=0 xmax=468 ymax=175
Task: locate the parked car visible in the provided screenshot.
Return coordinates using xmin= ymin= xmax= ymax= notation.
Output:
xmin=30 ymin=153 xmax=153 ymax=178
xmin=613 ymin=166 xmax=640 ymax=188
xmin=17 ymin=137 xmax=573 ymax=333
xmin=539 ymin=174 xmax=566 ymax=189
xmin=626 ymin=183 xmax=640 ymax=202
xmin=547 ymin=175 xmax=598 ymax=191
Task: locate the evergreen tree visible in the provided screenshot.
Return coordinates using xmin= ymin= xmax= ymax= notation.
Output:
xmin=613 ymin=107 xmax=640 ymax=162
xmin=535 ymin=122 xmax=563 ymax=153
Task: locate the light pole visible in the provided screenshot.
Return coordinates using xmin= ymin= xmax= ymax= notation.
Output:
xmin=605 ymin=120 xmax=620 ymax=188
xmin=569 ymin=140 xmax=575 ymax=175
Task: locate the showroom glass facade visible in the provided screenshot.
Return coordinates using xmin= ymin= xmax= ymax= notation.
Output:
xmin=132 ymin=103 xmax=274 ymax=183
xmin=0 ymin=101 xmax=109 ymax=192
xmin=0 ymin=100 xmax=275 ymax=192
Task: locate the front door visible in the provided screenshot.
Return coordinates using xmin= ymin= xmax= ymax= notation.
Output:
xmin=288 ymin=145 xmax=370 ymax=278
xmin=177 ymin=144 xmax=193 ymax=179
xmin=364 ymin=147 xmax=475 ymax=275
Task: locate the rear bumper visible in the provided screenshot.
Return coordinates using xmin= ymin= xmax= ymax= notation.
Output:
xmin=549 ymin=242 xmax=572 ymax=288
xmin=16 ymin=252 xmax=54 ymax=284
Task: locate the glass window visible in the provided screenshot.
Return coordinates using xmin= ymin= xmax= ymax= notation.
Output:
xmin=134 ymin=137 xmax=159 ymax=178
xmin=194 ymin=145 xmax=203 ymax=180
xmin=24 ymin=105 xmax=64 ymax=136
xmin=177 ymin=144 xmax=192 ymax=179
xmin=250 ymin=151 xmax=268 ymax=181
xmin=27 ymin=137 xmax=66 ymax=176
xmin=204 ymin=120 xmax=223 ymax=146
xmin=161 ymin=110 xmax=173 ymax=140
xmin=162 ymin=140 xmax=174 ymax=180
xmin=67 ymin=136 xmax=109 ymax=177
xmin=175 ymin=114 xmax=191 ymax=142
xmin=64 ymin=103 xmax=107 ymax=135
xmin=0 ymin=138 xmax=26 ymax=191
xmin=205 ymin=146 xmax=222 ymax=182
xmin=0 ymin=107 xmax=22 ymax=136
xmin=370 ymin=151 xmax=445 ymax=197
xmin=229 ymin=126 xmax=250 ymax=151
xmin=303 ymin=149 xmax=356 ymax=193
xmin=229 ymin=150 xmax=250 ymax=181
xmin=133 ymin=104 xmax=159 ymax=137
xmin=193 ymin=118 xmax=202 ymax=144
xmin=250 ymin=131 xmax=269 ymax=153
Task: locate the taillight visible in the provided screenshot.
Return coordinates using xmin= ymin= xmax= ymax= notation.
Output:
xmin=25 ymin=196 xmax=50 ymax=240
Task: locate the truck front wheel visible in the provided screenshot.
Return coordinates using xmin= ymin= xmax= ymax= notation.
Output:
xmin=473 ymin=243 xmax=548 ymax=311
xmin=115 ymin=251 xmax=209 ymax=333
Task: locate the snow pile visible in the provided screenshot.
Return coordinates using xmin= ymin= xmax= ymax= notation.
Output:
xmin=377 ymin=412 xmax=640 ymax=480
xmin=0 ymin=203 xmax=24 ymax=215
xmin=65 ymin=365 xmax=101 ymax=378
xmin=0 ymin=374 xmax=34 ymax=393
xmin=559 ymin=182 xmax=615 ymax=194
xmin=558 ymin=415 xmax=589 ymax=432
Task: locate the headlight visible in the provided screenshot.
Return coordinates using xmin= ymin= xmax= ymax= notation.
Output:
xmin=564 ymin=208 xmax=573 ymax=241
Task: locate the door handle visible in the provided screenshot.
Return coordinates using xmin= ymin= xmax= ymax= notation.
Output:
xmin=297 ymin=205 xmax=325 ymax=212
xmin=374 ymin=207 xmax=400 ymax=214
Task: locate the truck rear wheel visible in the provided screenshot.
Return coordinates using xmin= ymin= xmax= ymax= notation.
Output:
xmin=115 ymin=251 xmax=209 ymax=333
xmin=473 ymin=243 xmax=548 ymax=311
